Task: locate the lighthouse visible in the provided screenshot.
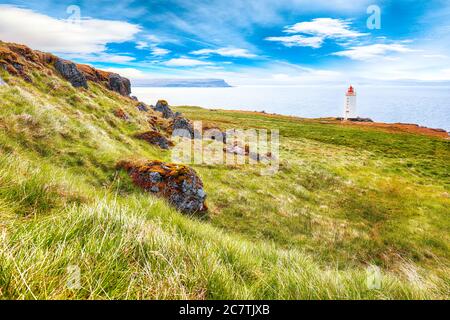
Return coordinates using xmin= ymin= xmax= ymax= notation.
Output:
xmin=344 ymin=85 xmax=357 ymax=120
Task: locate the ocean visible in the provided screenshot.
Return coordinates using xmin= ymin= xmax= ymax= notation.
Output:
xmin=132 ymin=85 xmax=450 ymax=132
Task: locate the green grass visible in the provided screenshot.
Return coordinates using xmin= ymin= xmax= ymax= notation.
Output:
xmin=176 ymin=107 xmax=449 ymax=273
xmin=0 ymin=69 xmax=449 ymax=299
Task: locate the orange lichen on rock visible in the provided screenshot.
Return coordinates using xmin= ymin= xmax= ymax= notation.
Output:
xmin=0 ymin=44 xmax=30 ymax=80
xmin=148 ymin=115 xmax=173 ymax=132
xmin=135 ymin=131 xmax=173 ymax=149
xmin=113 ymin=108 xmax=129 ymax=121
xmin=0 ymin=41 xmax=58 ymax=82
xmin=117 ymin=160 xmax=207 ymax=214
xmin=76 ymin=64 xmax=112 ymax=83
xmin=0 ymin=40 xmax=131 ymax=94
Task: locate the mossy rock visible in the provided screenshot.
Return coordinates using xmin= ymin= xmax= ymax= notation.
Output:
xmin=117 ymin=160 xmax=207 ymax=214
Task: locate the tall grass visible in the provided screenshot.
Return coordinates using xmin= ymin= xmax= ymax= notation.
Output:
xmin=1 ymin=192 xmax=442 ymax=299
xmin=0 ymin=69 xmax=448 ymax=299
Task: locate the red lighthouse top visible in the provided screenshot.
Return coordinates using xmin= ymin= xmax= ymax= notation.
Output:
xmin=347 ymin=85 xmax=355 ymax=95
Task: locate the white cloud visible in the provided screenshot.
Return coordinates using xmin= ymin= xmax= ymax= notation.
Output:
xmin=284 ymin=18 xmax=366 ymax=38
xmin=146 ymin=35 xmax=162 ymax=43
xmin=333 ymin=43 xmax=415 ymax=60
xmin=423 ymin=54 xmax=448 ymax=59
xmin=150 ymin=47 xmax=171 ymax=56
xmin=136 ymin=37 xmax=170 ymax=56
xmin=265 ymin=35 xmax=324 ymax=48
xmin=163 ymin=58 xmax=212 ymax=67
xmin=190 ymin=47 xmax=257 ymax=58
xmin=136 ymin=41 xmax=150 ymax=49
xmin=0 ymin=5 xmax=141 ymax=55
xmin=63 ymin=53 xmax=136 ymax=63
xmin=266 ymin=18 xmax=366 ymax=49
xmin=103 ymin=67 xmax=147 ymax=79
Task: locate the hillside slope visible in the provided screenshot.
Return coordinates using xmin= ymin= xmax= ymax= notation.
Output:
xmin=0 ymin=41 xmax=448 ymax=299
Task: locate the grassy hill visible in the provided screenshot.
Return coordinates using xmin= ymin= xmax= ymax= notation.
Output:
xmin=0 ymin=42 xmax=449 ymax=299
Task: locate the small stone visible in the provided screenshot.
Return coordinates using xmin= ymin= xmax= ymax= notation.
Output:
xmin=137 ymin=103 xmax=149 ymax=112
xmin=197 ymin=189 xmax=206 ymax=198
xmin=149 ymin=172 xmax=162 ymax=183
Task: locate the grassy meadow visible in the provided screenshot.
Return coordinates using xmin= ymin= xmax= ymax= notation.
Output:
xmin=0 ymin=67 xmax=449 ymax=299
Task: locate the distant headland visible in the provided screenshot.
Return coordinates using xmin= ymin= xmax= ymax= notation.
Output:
xmin=133 ymin=78 xmax=232 ymax=88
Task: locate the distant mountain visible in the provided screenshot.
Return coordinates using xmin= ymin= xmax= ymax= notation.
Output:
xmin=133 ymin=78 xmax=232 ymax=87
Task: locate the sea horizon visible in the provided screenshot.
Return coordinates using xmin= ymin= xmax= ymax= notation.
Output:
xmin=133 ymin=85 xmax=450 ymax=132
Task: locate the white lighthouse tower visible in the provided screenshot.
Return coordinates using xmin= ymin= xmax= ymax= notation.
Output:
xmin=344 ymin=85 xmax=357 ymax=120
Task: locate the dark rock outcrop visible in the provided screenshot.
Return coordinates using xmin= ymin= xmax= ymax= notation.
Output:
xmin=117 ymin=160 xmax=207 ymax=214
xmin=171 ymin=116 xmax=195 ymax=138
xmin=153 ymin=100 xmax=175 ymax=118
xmin=54 ymin=58 xmax=88 ymax=88
xmin=348 ymin=117 xmax=374 ymax=122
xmin=108 ymin=73 xmax=131 ymax=96
xmin=0 ymin=41 xmax=137 ymax=95
xmin=135 ymin=131 xmax=173 ymax=149
xmin=337 ymin=117 xmax=374 ymax=122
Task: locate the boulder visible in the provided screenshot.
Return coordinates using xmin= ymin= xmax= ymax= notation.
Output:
xmin=54 ymin=58 xmax=88 ymax=88
xmin=171 ymin=116 xmax=194 ymax=138
xmin=153 ymin=100 xmax=175 ymax=118
xmin=117 ymin=160 xmax=207 ymax=214
xmin=108 ymin=73 xmax=131 ymax=96
xmin=0 ymin=76 xmax=5 ymax=86
xmin=135 ymin=131 xmax=173 ymax=149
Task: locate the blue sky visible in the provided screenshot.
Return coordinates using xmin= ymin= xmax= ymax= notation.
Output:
xmin=1 ymin=0 xmax=450 ymax=85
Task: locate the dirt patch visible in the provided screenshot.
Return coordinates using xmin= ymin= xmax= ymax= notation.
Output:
xmin=339 ymin=121 xmax=449 ymax=139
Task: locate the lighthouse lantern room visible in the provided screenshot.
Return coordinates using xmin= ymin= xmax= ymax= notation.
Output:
xmin=344 ymin=85 xmax=357 ymax=120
